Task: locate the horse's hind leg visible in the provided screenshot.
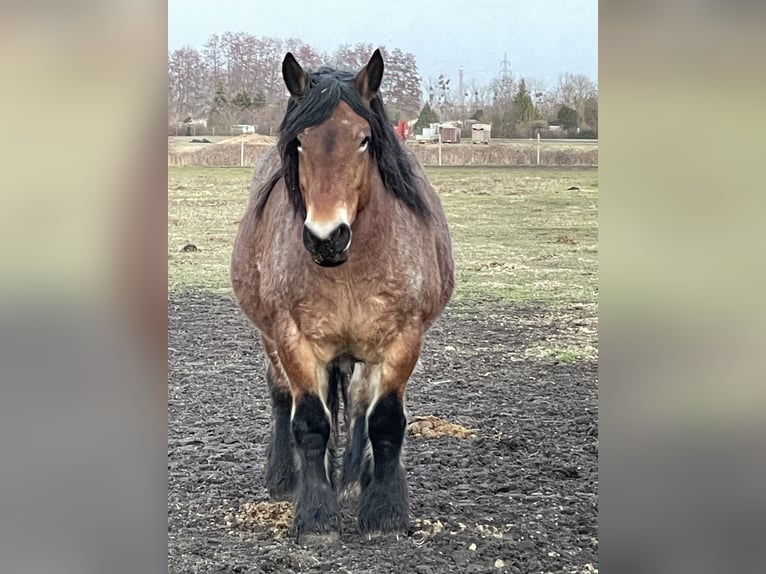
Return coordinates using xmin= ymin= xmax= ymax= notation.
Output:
xmin=358 ymin=330 xmax=421 ymax=534
xmin=264 ymin=364 xmax=297 ymax=500
xmin=340 ymin=363 xmax=374 ymax=502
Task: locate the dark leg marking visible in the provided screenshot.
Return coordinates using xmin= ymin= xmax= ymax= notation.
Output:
xmin=358 ymin=392 xmax=409 ymax=533
xmin=291 ymin=393 xmax=341 ymax=542
xmin=264 ymin=369 xmax=297 ymax=500
xmin=340 ymin=414 xmax=368 ymax=502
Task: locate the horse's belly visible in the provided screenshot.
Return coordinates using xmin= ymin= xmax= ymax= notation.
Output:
xmin=295 ymin=293 xmax=412 ymax=363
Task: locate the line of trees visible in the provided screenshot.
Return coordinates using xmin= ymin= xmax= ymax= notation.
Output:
xmin=168 ymin=35 xmax=598 ymax=138
xmin=168 ymin=36 xmax=422 ymax=134
xmin=423 ymin=72 xmax=598 ymax=138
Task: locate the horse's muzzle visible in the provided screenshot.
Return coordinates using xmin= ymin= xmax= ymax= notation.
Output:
xmin=303 ymin=223 xmax=351 ymax=267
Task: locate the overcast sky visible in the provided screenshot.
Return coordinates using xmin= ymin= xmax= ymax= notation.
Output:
xmin=168 ymin=0 xmax=597 ymax=88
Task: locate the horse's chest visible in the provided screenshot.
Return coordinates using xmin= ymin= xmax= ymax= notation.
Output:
xmin=294 ymin=281 xmax=415 ymax=360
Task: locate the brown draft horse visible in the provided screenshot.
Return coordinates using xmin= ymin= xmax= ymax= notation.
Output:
xmin=231 ymin=49 xmax=454 ymax=542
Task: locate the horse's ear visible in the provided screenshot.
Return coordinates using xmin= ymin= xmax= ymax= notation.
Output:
xmin=282 ymin=52 xmax=308 ymax=98
xmin=354 ymin=49 xmax=384 ymax=101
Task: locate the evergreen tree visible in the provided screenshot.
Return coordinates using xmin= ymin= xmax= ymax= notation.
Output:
xmin=213 ymin=83 xmax=228 ymax=109
xmin=557 ymin=105 xmax=579 ymax=131
xmin=413 ymin=103 xmax=439 ymax=134
xmin=513 ymin=79 xmax=538 ymax=123
xmin=232 ymin=89 xmax=252 ymax=110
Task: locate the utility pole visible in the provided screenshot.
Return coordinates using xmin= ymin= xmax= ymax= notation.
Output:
xmin=458 ymin=66 xmax=464 ymax=109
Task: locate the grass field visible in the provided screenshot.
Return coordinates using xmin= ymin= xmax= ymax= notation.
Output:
xmin=169 ymin=166 xmax=598 ymax=307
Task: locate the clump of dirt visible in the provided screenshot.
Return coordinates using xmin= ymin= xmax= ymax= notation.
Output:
xmin=180 ymin=243 xmax=199 ymax=252
xmin=408 ymin=415 xmax=477 ymax=439
xmin=556 ymin=235 xmax=577 ymax=245
xmin=227 ymin=501 xmax=293 ymax=540
xmin=411 ymin=518 xmax=446 ymax=543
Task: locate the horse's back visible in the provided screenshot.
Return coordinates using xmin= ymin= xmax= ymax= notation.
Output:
xmin=405 ymin=147 xmax=454 ymax=317
xmin=231 ymin=145 xmax=282 ymax=330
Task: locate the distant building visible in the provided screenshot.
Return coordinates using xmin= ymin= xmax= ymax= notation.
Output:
xmin=184 ymin=117 xmax=208 ymax=129
xmin=471 ymin=123 xmax=492 ymax=144
xmin=415 ymin=122 xmax=441 ymax=143
xmin=439 ymin=125 xmax=461 ymax=143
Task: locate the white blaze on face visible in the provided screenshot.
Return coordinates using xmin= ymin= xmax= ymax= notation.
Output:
xmin=304 ymin=206 xmax=351 ymax=240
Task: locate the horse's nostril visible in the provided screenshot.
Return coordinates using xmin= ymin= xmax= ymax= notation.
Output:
xmin=302 ymin=225 xmax=320 ymax=252
xmin=303 ymin=222 xmax=351 ymax=263
xmin=332 ymin=224 xmax=351 ymax=251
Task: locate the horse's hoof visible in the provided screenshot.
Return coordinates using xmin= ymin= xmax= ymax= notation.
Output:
xmin=265 ymin=473 xmax=297 ymax=501
xmin=357 ymin=474 xmax=409 ymax=534
xmin=266 ymin=487 xmax=294 ymax=502
xmin=358 ymin=493 xmax=409 ymax=533
xmin=358 ymin=514 xmax=409 ymax=534
xmin=297 ymin=531 xmax=340 ymax=546
xmin=362 ymin=530 xmax=407 ymax=541
xmin=265 ymin=451 xmax=297 ymax=500
xmin=293 ymin=486 xmax=342 ymax=543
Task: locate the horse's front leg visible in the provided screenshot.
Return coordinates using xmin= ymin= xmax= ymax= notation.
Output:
xmin=277 ymin=334 xmax=341 ymax=543
xmin=262 ymin=338 xmax=297 ymax=500
xmin=358 ymin=327 xmax=422 ymax=534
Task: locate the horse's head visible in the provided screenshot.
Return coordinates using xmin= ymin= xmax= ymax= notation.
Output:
xmin=281 ymin=50 xmax=384 ymax=267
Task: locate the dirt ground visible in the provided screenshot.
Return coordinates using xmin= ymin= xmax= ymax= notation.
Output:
xmin=168 ymin=291 xmax=598 ymax=574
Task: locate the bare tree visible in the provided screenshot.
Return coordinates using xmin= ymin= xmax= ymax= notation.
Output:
xmin=258 ymin=36 xmax=286 ymax=101
xmin=465 ymin=79 xmax=493 ymax=109
xmin=491 ymin=74 xmax=516 ymax=106
xmin=554 ymin=73 xmax=597 ymax=129
xmin=583 ymin=95 xmax=598 ymax=132
xmin=332 ymin=43 xmax=375 ymax=71
xmin=221 ymin=32 xmax=248 ymax=95
xmin=168 ymin=47 xmax=208 ymax=123
xmin=379 ymin=48 xmax=422 ymax=119
xmin=285 ymin=38 xmax=325 ymax=70
xmin=535 ymin=90 xmax=561 ymax=121
xmin=202 ymin=35 xmax=224 ymax=94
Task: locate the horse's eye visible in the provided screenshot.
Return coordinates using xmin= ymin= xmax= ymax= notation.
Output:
xmin=358 ymin=137 xmax=370 ymax=152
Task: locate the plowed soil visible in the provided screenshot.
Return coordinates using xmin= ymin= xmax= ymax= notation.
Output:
xmin=168 ymin=292 xmax=598 ymax=574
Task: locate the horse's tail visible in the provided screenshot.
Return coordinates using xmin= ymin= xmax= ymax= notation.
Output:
xmin=327 ymin=358 xmax=352 ymax=432
xmin=325 ymin=362 xmax=347 ymax=491
xmin=327 ymin=362 xmax=343 ymax=434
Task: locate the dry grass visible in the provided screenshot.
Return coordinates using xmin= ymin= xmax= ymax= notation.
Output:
xmin=426 ymin=167 xmax=598 ymax=305
xmin=168 ymin=167 xmax=251 ymax=293
xmin=407 ymin=143 xmax=598 ymax=167
xmin=168 ymin=165 xmax=598 ymax=308
xmin=225 ymin=501 xmax=293 ymax=539
xmin=168 ymin=142 xmax=274 ymax=167
xmin=167 ymin=136 xmax=597 ymax=167
xmin=407 ymin=415 xmax=477 ymax=439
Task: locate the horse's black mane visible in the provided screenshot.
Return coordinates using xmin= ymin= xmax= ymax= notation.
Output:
xmin=255 ymin=66 xmax=430 ymax=220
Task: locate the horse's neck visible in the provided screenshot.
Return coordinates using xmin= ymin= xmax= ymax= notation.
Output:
xmin=358 ymin=174 xmax=395 ymax=237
